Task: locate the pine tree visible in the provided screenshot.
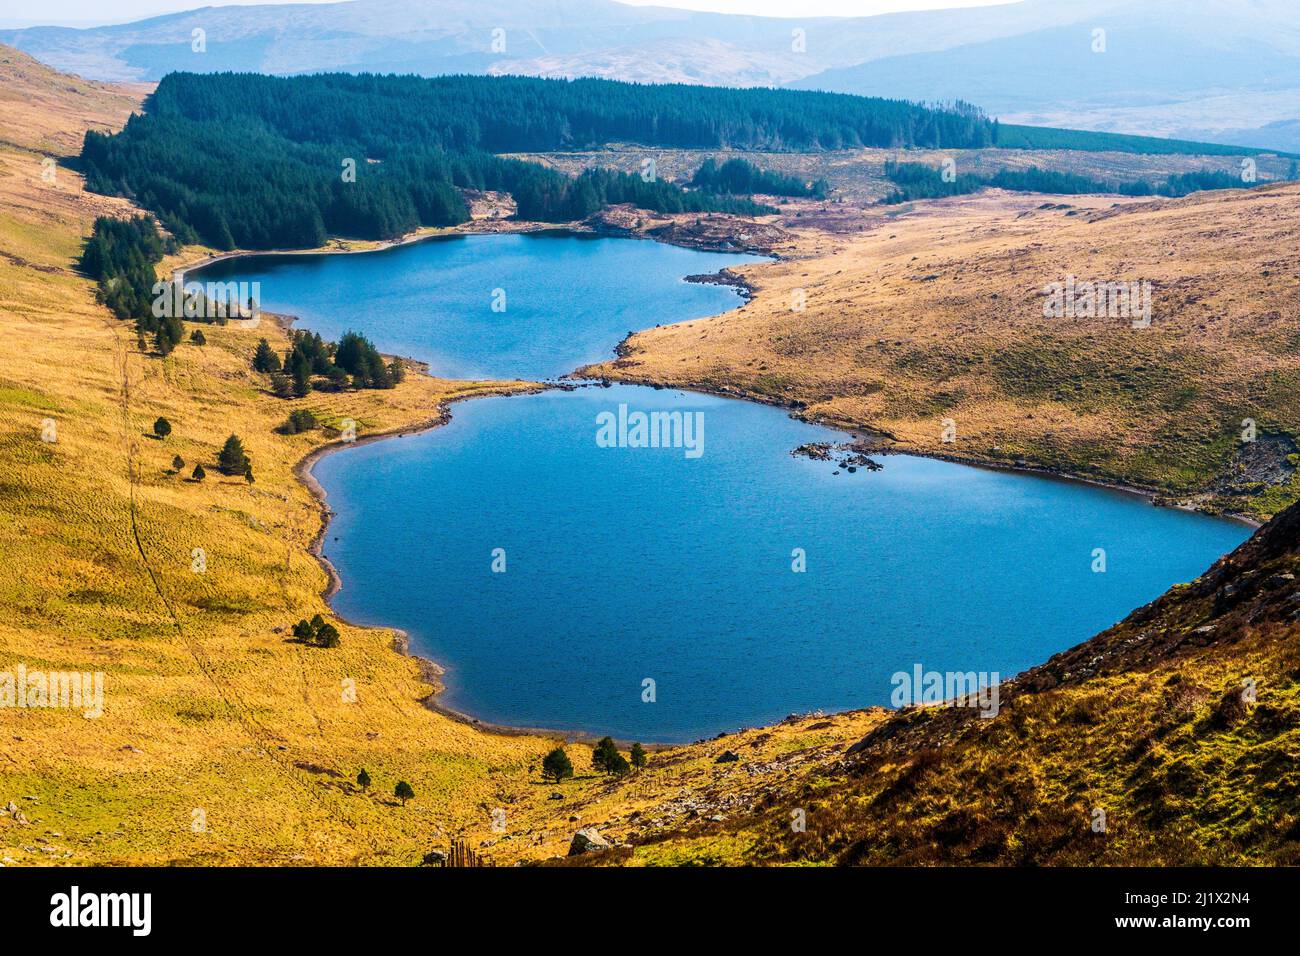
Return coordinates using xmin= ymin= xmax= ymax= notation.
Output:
xmin=252 ymin=338 xmax=281 ymax=373
xmin=217 ymin=434 xmax=248 ymax=476
xmin=172 ymin=454 xmax=185 ymax=472
xmin=541 ymin=747 xmax=574 ymax=784
xmin=394 ymin=781 xmax=415 ymax=806
xmin=357 ymin=768 xmax=371 ymax=789
xmin=630 ymin=742 xmax=647 ymax=770
xmin=192 ymin=463 xmax=206 ymax=481
xmin=592 ymin=737 xmax=629 ymax=776
xmin=153 ymin=417 xmax=172 ymax=438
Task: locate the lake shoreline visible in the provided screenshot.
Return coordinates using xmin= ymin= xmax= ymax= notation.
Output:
xmin=295 ymin=378 xmax=690 ymax=749
xmin=578 ymin=369 xmax=1264 ymax=530
xmin=253 ymin=224 xmax=1257 ymax=746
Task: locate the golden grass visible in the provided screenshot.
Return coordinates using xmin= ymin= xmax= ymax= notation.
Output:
xmin=2 ymin=44 xmax=1294 ymax=867
xmin=0 ymin=49 xmax=587 ymax=866
xmin=586 ymin=186 xmax=1300 ymax=519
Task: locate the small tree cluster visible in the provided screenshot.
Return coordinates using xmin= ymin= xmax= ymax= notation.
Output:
xmin=292 ymin=613 xmax=341 ymax=648
xmin=279 ymin=408 xmax=318 ymax=435
xmin=592 ymin=737 xmax=630 ymax=777
xmin=254 ymin=330 xmax=401 ymax=397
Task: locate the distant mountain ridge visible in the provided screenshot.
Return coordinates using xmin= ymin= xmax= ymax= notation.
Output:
xmin=0 ymin=0 xmax=1140 ymax=85
xmin=5 ymin=0 xmax=1300 ymax=149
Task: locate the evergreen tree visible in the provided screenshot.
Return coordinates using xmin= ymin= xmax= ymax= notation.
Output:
xmin=153 ymin=417 xmax=172 ymax=438
xmin=592 ymin=737 xmax=628 ymax=776
xmin=217 ymin=434 xmax=248 ymax=476
xmin=541 ymin=747 xmax=575 ymax=784
xmin=190 ymin=329 xmax=206 ymax=346
xmin=172 ymin=454 xmax=185 ymax=471
xmin=630 ymin=742 xmax=647 ymax=770
xmin=192 ymin=463 xmax=206 ymax=481
xmin=253 ymin=338 xmax=281 ymax=373
xmin=394 ymin=781 xmax=415 ymax=806
xmin=357 ymin=768 xmax=371 ymax=789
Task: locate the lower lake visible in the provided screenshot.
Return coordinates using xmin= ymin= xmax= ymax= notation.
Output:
xmin=213 ymin=233 xmax=1252 ymax=743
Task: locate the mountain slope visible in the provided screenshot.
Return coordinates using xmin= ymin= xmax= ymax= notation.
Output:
xmin=0 ymin=0 xmax=1136 ymax=85
xmin=792 ymin=0 xmax=1300 ymax=150
xmin=480 ymin=495 xmax=1300 ymax=865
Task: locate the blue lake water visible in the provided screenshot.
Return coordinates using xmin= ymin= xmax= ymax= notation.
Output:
xmin=196 ymin=231 xmax=764 ymax=380
xmin=215 ymin=233 xmax=1252 ymax=743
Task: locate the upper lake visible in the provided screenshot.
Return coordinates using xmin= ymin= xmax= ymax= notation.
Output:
xmin=197 ymin=231 xmax=764 ymax=380
xmin=211 ymin=233 xmax=1252 ymax=743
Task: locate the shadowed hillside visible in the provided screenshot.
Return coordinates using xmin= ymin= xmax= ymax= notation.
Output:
xmin=481 ymin=498 xmax=1300 ymax=865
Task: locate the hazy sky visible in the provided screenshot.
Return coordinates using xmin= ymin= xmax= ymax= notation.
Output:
xmin=0 ymin=0 xmax=1018 ymax=29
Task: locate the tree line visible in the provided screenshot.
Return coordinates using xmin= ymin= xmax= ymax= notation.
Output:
xmin=881 ymin=160 xmax=1271 ymax=204
xmin=79 ymin=216 xmax=186 ymax=354
xmin=691 ymin=158 xmax=828 ymax=198
xmin=78 ymin=72 xmax=997 ymax=250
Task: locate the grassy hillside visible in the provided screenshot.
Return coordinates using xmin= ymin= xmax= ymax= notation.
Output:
xmin=586 ymin=186 xmax=1300 ymax=521
xmin=0 ymin=47 xmax=578 ymax=866
xmin=2 ymin=43 xmax=1295 ymax=868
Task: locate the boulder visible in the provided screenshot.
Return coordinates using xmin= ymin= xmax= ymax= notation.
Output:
xmin=568 ymin=828 xmax=611 ymax=855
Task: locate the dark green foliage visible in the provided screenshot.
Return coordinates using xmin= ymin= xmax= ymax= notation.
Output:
xmin=542 ymin=747 xmax=575 ymax=784
xmin=79 ymin=73 xmax=995 ymax=248
xmin=357 ymin=768 xmax=371 ymax=789
xmin=252 ymin=338 xmax=281 ymax=373
xmin=217 ymin=434 xmax=248 ymax=476
xmin=591 ymin=737 xmax=630 ymax=776
xmin=79 ymin=216 xmax=164 ymax=320
xmin=995 ymin=123 xmax=1293 ymax=157
xmin=291 ymin=616 xmax=340 ymax=648
xmin=394 ymin=780 xmax=414 ymax=805
xmin=691 ymin=158 xmax=827 ymax=198
xmin=191 ymin=463 xmax=205 ymax=481
xmin=630 ymin=742 xmax=647 ymax=770
xmin=79 ymin=216 xmax=182 ymax=350
xmin=280 ymin=408 xmax=318 ymax=434
xmin=335 ymin=331 xmax=394 ymax=389
xmin=190 ymin=328 xmax=206 ymax=345
xmin=881 ymin=159 xmax=1258 ymax=204
xmin=153 ymin=416 xmax=171 ymax=438
xmin=171 ymin=454 xmax=185 ymax=471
